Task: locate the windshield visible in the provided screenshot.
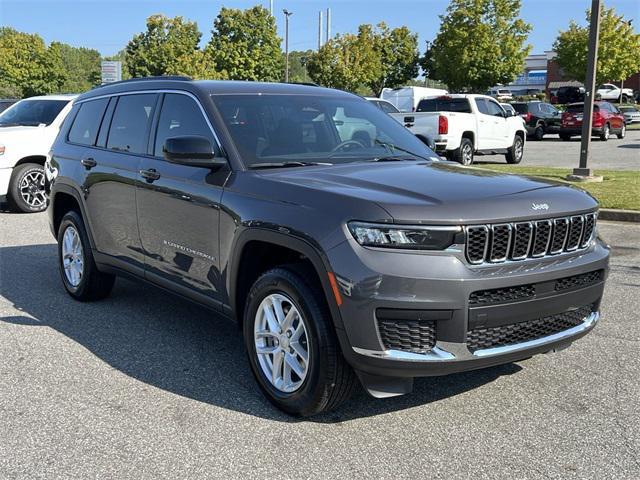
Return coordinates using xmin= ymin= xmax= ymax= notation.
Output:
xmin=212 ymin=94 xmax=436 ymax=167
xmin=0 ymin=99 xmax=69 ymax=127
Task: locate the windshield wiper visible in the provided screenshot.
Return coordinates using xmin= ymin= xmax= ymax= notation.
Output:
xmin=248 ymin=161 xmax=333 ymax=170
xmin=369 ymin=156 xmax=418 ymax=162
xmin=373 ymin=139 xmax=431 ymax=161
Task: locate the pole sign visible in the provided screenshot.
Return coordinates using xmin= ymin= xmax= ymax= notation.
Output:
xmin=101 ymin=61 xmax=122 ymax=84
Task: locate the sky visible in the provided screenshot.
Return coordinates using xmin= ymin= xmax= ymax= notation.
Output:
xmin=0 ymin=0 xmax=638 ymax=57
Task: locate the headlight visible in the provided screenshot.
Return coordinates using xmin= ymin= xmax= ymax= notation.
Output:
xmin=348 ymin=222 xmax=462 ymax=250
xmin=0 ymin=144 xmax=5 ymax=155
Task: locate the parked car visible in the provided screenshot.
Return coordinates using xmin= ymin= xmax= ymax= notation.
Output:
xmin=557 ymin=86 xmax=585 ymax=104
xmin=487 ymin=88 xmax=513 ymax=101
xmin=0 ymin=99 xmax=18 ymax=113
xmin=389 ymin=94 xmax=527 ymax=165
xmin=365 ymin=97 xmax=400 ymax=114
xmin=0 ymin=94 xmax=76 ymax=212
xmin=596 ymin=83 xmax=634 ymax=103
xmin=46 ymin=77 xmax=609 ymax=416
xmin=618 ymin=105 xmax=640 ymax=124
xmin=380 ymin=86 xmax=448 ymax=112
xmin=560 ymin=101 xmax=626 ymax=141
xmin=512 ymin=101 xmax=562 ymax=140
xmin=500 ymin=103 xmax=516 ymax=115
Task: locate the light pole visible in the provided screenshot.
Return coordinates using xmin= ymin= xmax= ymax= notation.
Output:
xmin=283 ymin=9 xmax=293 ymax=82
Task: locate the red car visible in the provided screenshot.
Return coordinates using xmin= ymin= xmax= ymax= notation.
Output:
xmin=560 ymin=101 xmax=626 ymax=141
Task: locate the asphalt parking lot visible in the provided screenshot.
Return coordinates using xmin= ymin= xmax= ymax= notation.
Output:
xmin=477 ymin=129 xmax=640 ymax=170
xmin=1 ymin=211 xmax=639 ymax=479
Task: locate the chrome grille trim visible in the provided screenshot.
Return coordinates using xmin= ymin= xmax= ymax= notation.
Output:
xmin=464 ymin=213 xmax=597 ymax=265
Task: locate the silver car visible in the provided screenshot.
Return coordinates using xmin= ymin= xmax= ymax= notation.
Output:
xmin=619 ymin=106 xmax=640 ymax=124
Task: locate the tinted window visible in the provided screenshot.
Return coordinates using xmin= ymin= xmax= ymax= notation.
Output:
xmin=512 ymin=103 xmax=528 ymax=114
xmin=154 ymin=94 xmax=214 ymax=157
xmin=67 ymin=98 xmax=109 ymax=146
xmin=0 ymin=99 xmax=69 ymax=126
xmin=417 ymin=98 xmax=471 ymax=113
xmin=377 ymin=101 xmax=399 ymax=114
xmin=475 ymin=98 xmax=490 ymax=115
xmin=107 ymin=94 xmax=157 ymax=154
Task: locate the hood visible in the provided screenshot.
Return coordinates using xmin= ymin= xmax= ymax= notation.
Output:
xmin=0 ymin=125 xmax=43 ymax=141
xmin=262 ymin=161 xmax=598 ymax=224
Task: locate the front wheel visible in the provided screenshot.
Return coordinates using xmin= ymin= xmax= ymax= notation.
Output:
xmin=7 ymin=163 xmax=47 ymax=213
xmin=243 ymin=266 xmax=356 ymax=416
xmin=505 ymin=135 xmax=524 ymax=164
xmin=57 ymin=211 xmax=115 ymax=301
xmin=617 ymin=124 xmax=626 ymax=139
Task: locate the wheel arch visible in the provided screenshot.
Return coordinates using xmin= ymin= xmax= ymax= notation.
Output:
xmin=15 ymin=155 xmax=47 ymax=167
xmin=461 ymin=131 xmax=475 ymax=148
xmin=50 ymin=183 xmax=97 ymax=249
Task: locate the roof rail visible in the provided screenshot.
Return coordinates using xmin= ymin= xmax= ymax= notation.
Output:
xmin=95 ymin=75 xmax=192 ymax=90
xmin=286 ymin=82 xmax=320 ymax=87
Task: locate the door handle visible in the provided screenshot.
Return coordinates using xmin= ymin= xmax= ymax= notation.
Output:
xmin=80 ymin=157 xmax=97 ymax=169
xmin=140 ymin=168 xmax=161 ymax=183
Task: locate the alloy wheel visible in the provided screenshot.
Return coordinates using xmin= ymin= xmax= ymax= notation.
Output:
xmin=462 ymin=143 xmax=473 ymax=165
xmin=254 ymin=293 xmax=310 ymax=393
xmin=62 ymin=225 xmax=84 ymax=287
xmin=19 ymin=169 xmax=47 ymax=209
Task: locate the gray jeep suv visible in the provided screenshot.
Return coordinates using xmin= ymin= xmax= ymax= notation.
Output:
xmin=47 ymin=77 xmax=609 ymax=416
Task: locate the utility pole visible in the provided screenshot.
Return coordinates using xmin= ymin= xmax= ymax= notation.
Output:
xmin=318 ymin=10 xmax=323 ymax=49
xmin=283 ymin=9 xmax=293 ymax=82
xmin=326 ymin=8 xmax=331 ymax=43
xmin=572 ymin=0 xmax=602 ymax=180
xmin=269 ymin=0 xmax=273 ymax=16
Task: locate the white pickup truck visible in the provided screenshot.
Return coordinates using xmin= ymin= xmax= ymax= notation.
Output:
xmin=389 ymin=94 xmax=527 ymax=166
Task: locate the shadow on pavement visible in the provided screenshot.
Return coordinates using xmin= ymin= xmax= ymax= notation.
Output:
xmin=0 ymin=243 xmax=521 ymax=423
xmin=617 ymin=143 xmax=639 ymax=149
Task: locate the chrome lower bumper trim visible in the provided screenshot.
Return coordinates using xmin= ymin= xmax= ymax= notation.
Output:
xmin=352 ymin=311 xmax=599 ymax=363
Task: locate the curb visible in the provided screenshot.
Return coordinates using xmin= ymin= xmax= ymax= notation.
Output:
xmin=598 ymin=209 xmax=640 ymax=223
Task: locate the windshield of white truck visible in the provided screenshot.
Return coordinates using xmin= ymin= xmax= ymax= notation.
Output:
xmin=212 ymin=94 xmax=436 ymax=167
xmin=0 ymin=99 xmax=69 ymax=127
xmin=416 ymin=98 xmax=471 ymax=113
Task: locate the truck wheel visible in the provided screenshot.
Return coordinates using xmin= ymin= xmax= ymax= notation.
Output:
xmin=7 ymin=163 xmax=48 ymax=213
xmin=505 ymin=135 xmax=524 ymax=164
xmin=599 ymin=123 xmax=610 ymax=141
xmin=452 ymin=138 xmax=474 ymax=166
xmin=57 ymin=210 xmax=115 ymax=301
xmin=617 ymin=124 xmax=626 ymax=139
xmin=243 ymin=266 xmax=356 ymax=417
xmin=533 ymin=125 xmax=544 ymax=141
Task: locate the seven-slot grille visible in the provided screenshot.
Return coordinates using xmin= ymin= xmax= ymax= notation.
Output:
xmin=465 ymin=213 xmax=597 ymax=264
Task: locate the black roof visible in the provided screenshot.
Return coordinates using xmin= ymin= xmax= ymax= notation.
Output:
xmin=77 ymin=77 xmax=352 ymax=102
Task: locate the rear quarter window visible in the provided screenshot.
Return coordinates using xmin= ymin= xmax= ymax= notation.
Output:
xmin=67 ymin=98 xmax=109 ymax=146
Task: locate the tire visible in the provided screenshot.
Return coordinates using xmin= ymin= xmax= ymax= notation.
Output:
xmin=617 ymin=124 xmax=626 ymax=139
xmin=560 ymin=133 xmax=572 ymax=141
xmin=243 ymin=266 xmax=357 ymax=417
xmin=599 ymin=123 xmax=610 ymax=141
xmin=452 ymin=137 xmax=474 ymax=166
xmin=505 ymin=134 xmax=524 ymax=164
xmin=57 ymin=210 xmax=115 ymax=301
xmin=533 ymin=125 xmax=544 ymax=141
xmin=6 ymin=163 xmax=47 ymax=213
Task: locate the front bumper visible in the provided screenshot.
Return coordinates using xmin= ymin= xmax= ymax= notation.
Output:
xmin=327 ymin=236 xmax=609 ymax=386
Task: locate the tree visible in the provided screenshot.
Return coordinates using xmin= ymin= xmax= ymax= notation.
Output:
xmin=553 ymin=6 xmax=640 ymax=85
xmin=53 ymin=42 xmax=101 ymax=92
xmin=125 ymin=15 xmax=217 ymax=79
xmin=205 ymin=6 xmax=283 ymax=81
xmin=422 ymin=0 xmax=532 ymax=92
xmin=0 ymin=27 xmax=67 ymax=97
xmin=287 ymin=50 xmax=314 ymax=83
xmin=306 ymin=26 xmax=378 ymax=92
xmin=366 ymin=23 xmax=420 ymax=97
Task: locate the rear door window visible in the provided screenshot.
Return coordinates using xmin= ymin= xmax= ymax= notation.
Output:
xmin=67 ymin=98 xmax=109 ymax=146
xmin=107 ymin=94 xmax=158 ymax=154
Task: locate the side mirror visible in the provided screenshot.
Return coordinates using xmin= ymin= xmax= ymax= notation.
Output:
xmin=163 ymin=136 xmax=227 ymax=168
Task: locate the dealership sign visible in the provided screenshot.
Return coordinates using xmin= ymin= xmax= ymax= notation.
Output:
xmin=101 ymin=61 xmax=122 ymax=84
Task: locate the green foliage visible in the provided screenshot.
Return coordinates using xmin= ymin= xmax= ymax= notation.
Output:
xmin=0 ymin=27 xmax=67 ymax=97
xmin=53 ymin=42 xmax=101 ymax=92
xmin=423 ymin=0 xmax=532 ymax=92
xmin=125 ymin=14 xmax=217 ymax=79
xmin=206 ymin=6 xmax=283 ymax=81
xmin=553 ymin=6 xmax=640 ymax=84
xmin=365 ymin=23 xmax=420 ymax=97
xmin=287 ymin=50 xmax=314 ymax=83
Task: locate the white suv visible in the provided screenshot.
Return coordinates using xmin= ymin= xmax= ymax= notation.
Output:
xmin=0 ymin=94 xmax=76 ymax=212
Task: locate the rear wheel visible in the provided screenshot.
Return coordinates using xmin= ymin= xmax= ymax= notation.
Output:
xmin=7 ymin=163 xmax=47 ymax=213
xmin=617 ymin=124 xmax=626 ymax=139
xmin=451 ymin=137 xmax=474 ymax=166
xmin=599 ymin=123 xmax=610 ymax=141
xmin=243 ymin=266 xmax=356 ymax=416
xmin=505 ymin=135 xmax=524 ymax=164
xmin=560 ymin=133 xmax=572 ymax=141
xmin=57 ymin=211 xmax=115 ymax=301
